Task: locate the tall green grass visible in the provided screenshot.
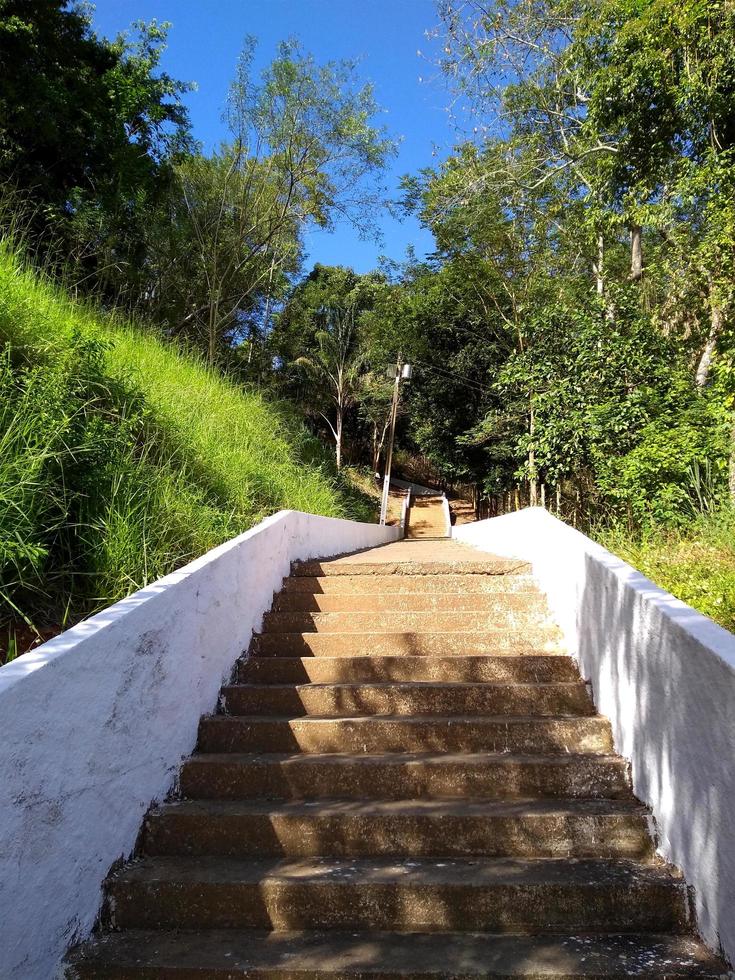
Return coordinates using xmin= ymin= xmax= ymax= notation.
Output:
xmin=597 ymin=508 xmax=735 ymax=633
xmin=0 ymin=241 xmax=356 ymax=651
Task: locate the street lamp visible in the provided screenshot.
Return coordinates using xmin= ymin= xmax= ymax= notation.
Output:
xmin=379 ymin=356 xmax=412 ymax=525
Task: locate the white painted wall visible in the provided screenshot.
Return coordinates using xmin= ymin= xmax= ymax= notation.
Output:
xmin=0 ymin=510 xmax=398 ymax=980
xmin=454 ymin=508 xmax=735 ymax=965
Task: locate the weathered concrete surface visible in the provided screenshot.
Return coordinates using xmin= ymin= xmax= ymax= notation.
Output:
xmin=283 ymin=572 xmax=538 ymax=593
xmin=454 ymin=509 xmax=735 ymax=966
xmin=218 ymin=680 xmax=594 ymax=717
xmin=263 ymin=609 xmax=555 ymax=632
xmin=105 ymin=855 xmax=691 ymax=933
xmin=253 ymin=629 xmax=564 ymax=657
xmin=179 ymin=750 xmax=635 ymax=802
xmin=405 ymin=495 xmax=450 ymax=539
xmin=143 ymin=797 xmax=653 ymax=859
xmin=293 ymin=537 xmax=529 ymax=574
xmin=0 ymin=511 xmax=398 ymax=980
xmin=273 ymin=589 xmax=544 ymax=612
xmin=237 ymin=653 xmax=581 ymax=684
xmin=197 ymin=713 xmax=614 ymax=755
xmin=66 ymin=929 xmax=730 ymax=979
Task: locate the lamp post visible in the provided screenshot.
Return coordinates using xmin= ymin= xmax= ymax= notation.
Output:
xmin=379 ymin=356 xmax=412 ymax=525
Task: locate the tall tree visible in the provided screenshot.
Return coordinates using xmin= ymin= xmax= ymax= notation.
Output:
xmin=147 ymin=39 xmax=396 ymax=362
xmin=0 ymin=2 xmax=191 ymax=300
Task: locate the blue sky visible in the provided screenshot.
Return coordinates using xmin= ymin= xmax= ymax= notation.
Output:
xmin=90 ymin=0 xmax=453 ymax=274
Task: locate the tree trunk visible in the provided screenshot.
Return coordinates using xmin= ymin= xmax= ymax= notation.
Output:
xmin=593 ymin=232 xmax=605 ymax=296
xmin=695 ymin=302 xmax=723 ymax=387
xmin=371 ymin=423 xmax=380 ymax=475
xmin=335 ymin=404 xmax=343 ymax=471
xmin=630 ymin=225 xmax=643 ymax=281
xmin=371 ymin=413 xmax=391 ymax=475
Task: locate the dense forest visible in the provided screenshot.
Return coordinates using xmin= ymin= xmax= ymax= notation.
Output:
xmin=3 ymin=0 xmax=735 ymax=651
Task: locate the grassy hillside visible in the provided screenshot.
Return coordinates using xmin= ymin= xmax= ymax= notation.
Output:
xmin=0 ymin=243 xmax=366 ymax=659
xmin=597 ymin=509 xmax=735 ymax=633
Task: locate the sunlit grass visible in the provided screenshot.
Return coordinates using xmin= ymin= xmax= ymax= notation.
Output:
xmin=0 ymin=241 xmax=356 ymax=651
xmin=598 ymin=508 xmax=735 ymax=633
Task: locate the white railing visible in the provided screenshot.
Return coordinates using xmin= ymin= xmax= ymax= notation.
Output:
xmin=454 ymin=507 xmax=735 ymax=966
xmin=0 ymin=511 xmax=399 ymax=980
xmin=441 ymin=494 xmax=452 ymax=537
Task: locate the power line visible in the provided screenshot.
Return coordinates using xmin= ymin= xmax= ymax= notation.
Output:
xmin=411 ymin=357 xmax=494 ymax=395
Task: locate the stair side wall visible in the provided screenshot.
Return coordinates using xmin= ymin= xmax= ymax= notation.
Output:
xmin=0 ymin=511 xmax=399 ymax=980
xmin=454 ymin=507 xmax=735 ymax=968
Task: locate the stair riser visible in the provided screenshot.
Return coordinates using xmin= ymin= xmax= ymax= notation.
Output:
xmin=282 ymin=574 xmax=538 ymax=594
xmin=238 ymin=655 xmax=581 ymax=684
xmin=262 ymin=611 xmax=555 ymax=633
xmin=180 ymin=757 xmax=633 ymax=802
xmin=197 ymin=717 xmax=614 ymax=755
xmin=272 ymin=593 xmax=545 ymax=613
xmin=144 ymin=812 xmax=653 ymax=860
xmin=107 ymin=879 xmax=689 ymax=934
xmin=219 ymin=684 xmax=594 ymax=718
xmin=252 ymin=633 xmax=564 ymax=658
xmin=292 ymin=560 xmax=532 ymax=577
xmin=64 ymin=931 xmax=730 ymax=980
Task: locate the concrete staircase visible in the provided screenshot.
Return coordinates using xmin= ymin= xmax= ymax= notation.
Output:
xmin=406 ymin=496 xmax=449 ymax=539
xmin=67 ymin=541 xmax=726 ymax=978
xmin=449 ymin=496 xmax=478 ymax=526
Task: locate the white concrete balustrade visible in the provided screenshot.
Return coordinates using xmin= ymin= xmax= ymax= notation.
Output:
xmin=454 ymin=508 xmax=735 ymax=967
xmin=0 ymin=510 xmax=399 ymax=980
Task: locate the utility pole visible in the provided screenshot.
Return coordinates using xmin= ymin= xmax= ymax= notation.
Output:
xmin=379 ymin=355 xmax=412 ymax=525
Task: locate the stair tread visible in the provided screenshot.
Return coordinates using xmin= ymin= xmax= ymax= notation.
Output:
xmin=255 ymin=632 xmax=568 ymax=640
xmin=152 ymin=798 xmax=647 ymax=818
xmin=263 ymin=614 xmax=555 ymax=630
xmin=243 ymin=654 xmax=576 ymax=663
xmin=202 ymin=714 xmax=608 ymax=725
xmin=204 ymin=713 xmax=607 ymax=723
xmin=238 ymin=655 xmax=581 ymax=684
xmin=112 ymin=854 xmax=681 ymax=887
xmin=222 ymin=681 xmax=586 ymax=691
xmin=66 ymin=929 xmax=728 ymax=977
xmin=187 ymin=750 xmax=626 ymax=765
xmin=292 ymin=561 xmax=531 ymax=576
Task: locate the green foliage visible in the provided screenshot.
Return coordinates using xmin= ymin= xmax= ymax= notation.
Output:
xmin=272 ymin=263 xmax=396 ymax=469
xmin=598 ymin=508 xmax=735 ymax=632
xmin=0 ymin=242 xmax=353 ymax=635
xmin=0 ymin=2 xmax=192 ymax=301
xmin=491 ymin=295 xmax=729 ymax=524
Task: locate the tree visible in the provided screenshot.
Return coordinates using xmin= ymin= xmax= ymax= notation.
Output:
xmin=147 ymin=39 xmax=396 ymax=363
xmin=273 ymin=263 xmax=392 ymax=469
xmin=0 ymin=3 xmax=191 ymax=301
xmin=295 ymin=308 xmax=364 ymax=470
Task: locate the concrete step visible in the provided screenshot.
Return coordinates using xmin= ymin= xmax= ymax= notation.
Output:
xmin=219 ymin=682 xmax=594 ymax=718
xmin=144 ymin=799 xmax=653 ymax=860
xmin=272 ymin=591 xmax=546 ymax=613
xmin=262 ymin=610 xmax=555 ymax=634
xmin=237 ymin=654 xmax=581 ymax=684
xmin=197 ymin=715 xmax=614 ymax=755
xmin=292 ymin=559 xmax=531 ymax=577
xmin=252 ymin=630 xmax=564 ymax=658
xmin=180 ymin=751 xmax=634 ymax=802
xmin=282 ymin=573 xmax=539 ymax=594
xmin=105 ymin=856 xmax=690 ymax=933
xmin=65 ymin=929 xmax=729 ymax=979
